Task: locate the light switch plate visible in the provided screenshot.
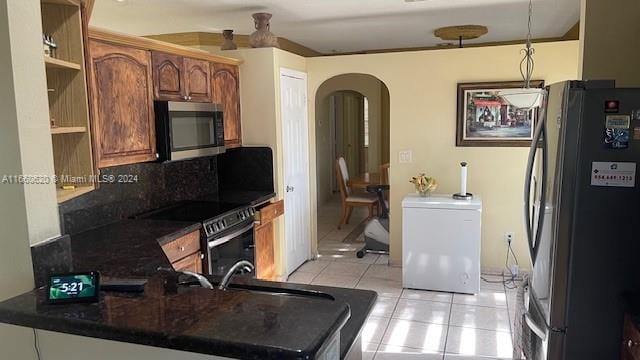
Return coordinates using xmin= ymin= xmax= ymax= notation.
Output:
xmin=399 ymin=150 xmax=412 ymax=163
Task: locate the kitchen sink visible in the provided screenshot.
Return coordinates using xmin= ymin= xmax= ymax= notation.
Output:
xmin=178 ymin=280 xmax=335 ymax=300
xmin=226 ymin=283 xmax=335 ymax=301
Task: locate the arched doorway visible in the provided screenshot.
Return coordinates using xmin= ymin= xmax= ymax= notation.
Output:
xmin=314 ymin=73 xmax=390 ymax=259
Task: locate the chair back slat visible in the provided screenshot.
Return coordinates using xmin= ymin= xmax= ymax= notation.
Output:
xmin=335 ymin=157 xmax=351 ymax=200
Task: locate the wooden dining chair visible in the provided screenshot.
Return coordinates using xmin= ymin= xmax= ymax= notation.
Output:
xmin=379 ymin=162 xmax=390 ymax=203
xmin=335 ymin=157 xmax=378 ymax=229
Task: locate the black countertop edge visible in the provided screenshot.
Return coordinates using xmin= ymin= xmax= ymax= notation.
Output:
xmin=198 ymin=191 xmax=276 ymax=207
xmin=0 ymin=304 xmax=351 ymax=360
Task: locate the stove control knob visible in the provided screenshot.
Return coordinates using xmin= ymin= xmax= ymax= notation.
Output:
xmin=249 ymin=208 xmax=255 ymax=216
xmin=212 ymin=223 xmax=219 ymax=232
xmin=239 ymin=212 xmax=246 ymax=220
xmin=218 ymin=221 xmax=225 ymax=229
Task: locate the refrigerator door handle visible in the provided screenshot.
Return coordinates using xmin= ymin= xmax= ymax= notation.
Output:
xmin=533 ymin=105 xmax=549 ymax=265
xmin=524 ymin=104 xmax=547 ymax=264
xmin=525 ymin=312 xmax=548 ymax=342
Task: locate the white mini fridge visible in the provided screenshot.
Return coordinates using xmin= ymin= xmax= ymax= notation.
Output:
xmin=402 ymin=194 xmax=482 ymax=294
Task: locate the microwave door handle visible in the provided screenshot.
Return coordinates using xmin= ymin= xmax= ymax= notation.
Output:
xmin=208 ymin=223 xmax=254 ymax=249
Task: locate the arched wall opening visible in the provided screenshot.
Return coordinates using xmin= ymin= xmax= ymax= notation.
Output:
xmin=313 ymin=73 xmax=390 ymax=258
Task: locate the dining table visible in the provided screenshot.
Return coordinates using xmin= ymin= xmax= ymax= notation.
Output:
xmin=348 ymin=172 xmax=381 ymax=190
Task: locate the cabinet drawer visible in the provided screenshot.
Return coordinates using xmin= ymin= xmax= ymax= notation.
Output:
xmin=172 ymin=252 xmax=203 ymax=273
xmin=161 ymin=230 xmax=200 ymax=263
xmin=255 ymin=200 xmax=284 ymax=225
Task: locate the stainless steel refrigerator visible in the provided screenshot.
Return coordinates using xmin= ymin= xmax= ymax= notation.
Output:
xmin=523 ymin=80 xmax=640 ymax=359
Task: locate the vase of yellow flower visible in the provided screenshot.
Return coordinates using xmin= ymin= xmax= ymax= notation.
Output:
xmin=410 ymin=173 xmax=438 ymax=197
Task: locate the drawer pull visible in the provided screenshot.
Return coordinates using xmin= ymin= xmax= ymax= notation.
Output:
xmin=180 ymin=246 xmax=185 ymax=252
xmin=625 ymin=339 xmax=640 ymax=348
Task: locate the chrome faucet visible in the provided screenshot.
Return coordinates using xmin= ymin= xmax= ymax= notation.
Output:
xmin=218 ymin=260 xmax=255 ymax=290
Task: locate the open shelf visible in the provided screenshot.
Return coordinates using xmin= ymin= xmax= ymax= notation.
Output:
xmin=51 ymin=126 xmax=87 ymax=135
xmin=44 ymin=56 xmax=81 ymax=70
xmin=56 ymin=185 xmax=95 ymax=203
xmin=43 ymin=0 xmax=96 ymax=203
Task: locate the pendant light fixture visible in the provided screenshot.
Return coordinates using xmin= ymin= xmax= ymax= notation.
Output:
xmin=498 ymin=0 xmax=546 ymax=109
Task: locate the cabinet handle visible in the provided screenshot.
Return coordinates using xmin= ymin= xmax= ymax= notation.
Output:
xmin=182 ymin=95 xmax=189 ymax=100
xmin=188 ymin=95 xmax=192 ymax=101
xmin=625 ymin=339 xmax=640 ymax=348
xmin=180 ymin=246 xmax=185 ymax=252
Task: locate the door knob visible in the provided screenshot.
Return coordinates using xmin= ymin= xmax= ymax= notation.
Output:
xmin=286 ymin=186 xmax=295 ymax=192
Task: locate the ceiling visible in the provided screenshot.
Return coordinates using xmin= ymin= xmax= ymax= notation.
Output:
xmin=91 ymin=0 xmax=581 ymax=54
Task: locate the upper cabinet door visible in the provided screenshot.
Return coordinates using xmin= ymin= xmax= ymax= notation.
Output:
xmin=212 ymin=63 xmax=242 ymax=147
xmin=184 ymin=58 xmax=212 ymax=102
xmin=152 ymin=52 xmax=185 ymax=101
xmin=88 ymin=40 xmax=157 ymax=168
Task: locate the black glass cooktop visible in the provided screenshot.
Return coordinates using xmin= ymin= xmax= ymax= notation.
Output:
xmin=141 ymin=201 xmax=246 ymax=222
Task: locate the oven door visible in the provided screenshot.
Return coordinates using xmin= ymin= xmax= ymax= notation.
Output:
xmin=207 ymin=222 xmax=255 ymax=277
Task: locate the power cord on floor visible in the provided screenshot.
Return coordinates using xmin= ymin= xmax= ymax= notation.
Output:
xmin=480 ymin=238 xmax=521 ymax=290
xmin=33 ymin=328 xmax=42 ymax=360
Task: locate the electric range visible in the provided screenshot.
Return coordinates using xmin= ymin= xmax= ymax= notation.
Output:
xmin=140 ymin=201 xmax=256 ymax=275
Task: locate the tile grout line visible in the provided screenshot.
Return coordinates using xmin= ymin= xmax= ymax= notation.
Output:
xmin=371 ymin=268 xmax=401 ymax=359
xmin=441 ymin=291 xmax=454 ymax=360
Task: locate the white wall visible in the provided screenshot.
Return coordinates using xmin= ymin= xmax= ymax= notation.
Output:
xmin=0 ymin=1 xmax=58 ymax=357
xmin=306 ymin=41 xmax=580 ymax=269
xmin=198 ymin=46 xmax=310 ymax=279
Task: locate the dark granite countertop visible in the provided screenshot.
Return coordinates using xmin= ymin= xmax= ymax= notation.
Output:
xmin=198 ymin=190 xmax=276 ymax=207
xmin=70 ymin=219 xmax=202 ymax=278
xmin=10 ymin=216 xmax=376 ymax=359
xmin=0 ymin=275 xmax=353 ymax=360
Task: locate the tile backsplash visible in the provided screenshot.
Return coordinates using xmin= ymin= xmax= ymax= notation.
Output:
xmin=59 ymin=157 xmax=218 ymax=235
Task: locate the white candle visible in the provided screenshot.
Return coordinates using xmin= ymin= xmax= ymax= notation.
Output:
xmin=460 ymin=162 xmax=468 ymax=195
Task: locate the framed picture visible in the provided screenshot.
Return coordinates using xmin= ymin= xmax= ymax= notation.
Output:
xmin=456 ymin=80 xmax=545 ymax=147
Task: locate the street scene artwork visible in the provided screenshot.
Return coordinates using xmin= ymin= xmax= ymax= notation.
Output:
xmin=456 ymin=81 xmax=544 ymax=147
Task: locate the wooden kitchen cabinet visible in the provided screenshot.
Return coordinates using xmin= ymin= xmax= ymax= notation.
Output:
xmin=254 ymin=200 xmax=284 ymax=281
xmin=184 ymin=58 xmax=211 ymax=102
xmin=152 ymin=52 xmax=184 ymax=101
xmin=211 ymin=63 xmax=242 ymax=148
xmin=255 ymin=222 xmax=275 ymax=280
xmin=152 ymin=52 xmax=211 ymax=102
xmin=161 ymin=230 xmax=203 ymax=273
xmin=172 ymin=252 xmax=203 ymax=273
xmin=88 ymin=40 xmax=157 ymax=168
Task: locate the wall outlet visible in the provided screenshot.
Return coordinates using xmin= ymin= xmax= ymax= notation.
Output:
xmin=505 ymin=232 xmax=515 ymax=245
xmin=399 ymin=150 xmax=412 ymax=163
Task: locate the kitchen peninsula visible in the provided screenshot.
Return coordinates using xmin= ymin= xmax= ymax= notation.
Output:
xmin=0 ymin=215 xmax=376 ymax=360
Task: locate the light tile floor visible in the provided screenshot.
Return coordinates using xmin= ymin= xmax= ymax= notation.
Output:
xmin=286 ymin=197 xmax=521 ymax=359
xmin=287 ymin=257 xmax=520 ymax=360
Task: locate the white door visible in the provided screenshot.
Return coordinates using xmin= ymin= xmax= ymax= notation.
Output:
xmin=280 ymin=68 xmax=311 ymax=276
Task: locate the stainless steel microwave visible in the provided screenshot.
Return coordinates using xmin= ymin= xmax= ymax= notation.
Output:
xmin=155 ymin=101 xmax=225 ymax=161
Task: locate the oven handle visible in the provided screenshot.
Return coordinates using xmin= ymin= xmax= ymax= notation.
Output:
xmin=208 ymin=223 xmax=254 ymax=249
